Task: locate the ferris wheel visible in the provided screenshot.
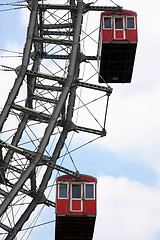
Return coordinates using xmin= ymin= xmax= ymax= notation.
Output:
xmin=0 ymin=1 xmax=137 ymax=239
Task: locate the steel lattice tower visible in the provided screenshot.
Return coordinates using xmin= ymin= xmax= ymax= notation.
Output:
xmin=0 ymin=1 xmax=121 ymax=239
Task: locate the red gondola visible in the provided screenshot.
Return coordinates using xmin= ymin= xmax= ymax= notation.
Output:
xmin=55 ymin=174 xmax=97 ymax=240
xmin=98 ymin=9 xmax=138 ymax=83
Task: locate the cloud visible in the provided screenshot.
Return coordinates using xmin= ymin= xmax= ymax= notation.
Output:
xmin=19 ymin=7 xmax=30 ymax=27
xmin=105 ymin=83 xmax=160 ymax=153
xmin=94 ymin=175 xmax=160 ymax=240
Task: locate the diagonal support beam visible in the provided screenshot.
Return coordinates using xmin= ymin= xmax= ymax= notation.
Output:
xmin=0 ymin=2 xmax=38 ymax=131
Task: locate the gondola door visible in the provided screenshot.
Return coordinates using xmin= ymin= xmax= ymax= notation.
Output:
xmin=114 ymin=16 xmax=125 ymax=39
xmin=70 ymin=183 xmax=83 ymax=212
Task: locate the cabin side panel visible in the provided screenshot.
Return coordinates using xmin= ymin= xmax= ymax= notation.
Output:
xmin=56 ymin=180 xmax=70 ymax=215
xmin=101 ymin=12 xmax=113 ymax=42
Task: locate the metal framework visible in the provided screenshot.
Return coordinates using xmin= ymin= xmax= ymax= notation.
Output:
xmin=0 ymin=1 xmax=122 ymax=239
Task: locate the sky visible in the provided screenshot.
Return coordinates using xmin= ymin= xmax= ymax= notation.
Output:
xmin=0 ymin=0 xmax=160 ymax=240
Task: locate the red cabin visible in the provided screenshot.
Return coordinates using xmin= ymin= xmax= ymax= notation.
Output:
xmin=55 ymin=174 xmax=97 ymax=240
xmin=98 ymin=9 xmax=138 ymax=83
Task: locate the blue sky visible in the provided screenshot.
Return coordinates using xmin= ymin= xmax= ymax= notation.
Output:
xmin=1 ymin=0 xmax=160 ymax=240
xmin=0 ymin=6 xmax=26 ymax=48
